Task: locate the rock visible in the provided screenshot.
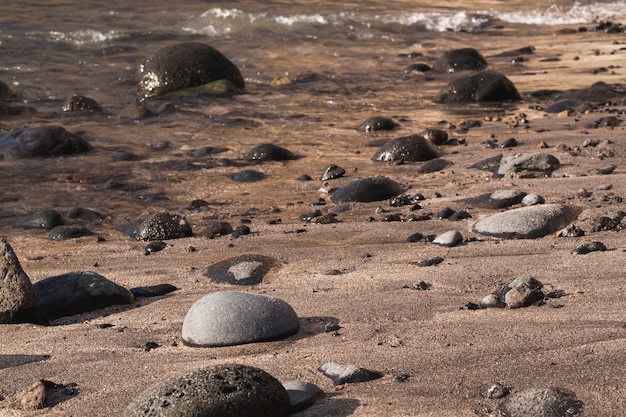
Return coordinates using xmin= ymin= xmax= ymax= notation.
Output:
xmin=198 ymin=221 xmax=233 ymax=238
xmin=8 ymin=380 xmax=48 ymax=410
xmin=231 ymin=170 xmax=265 ymax=182
xmin=144 ymin=241 xmax=166 ymax=255
xmin=435 ymin=71 xmax=520 ymax=103
xmin=421 ymin=128 xmax=449 ymax=145
xmin=121 ymin=364 xmax=290 ymax=417
xmin=0 ymin=238 xmax=37 ymax=323
xmin=473 ymin=204 xmax=580 ymax=239
xmin=49 ymin=226 xmax=94 ymax=241
xmin=182 ymin=291 xmax=299 ymax=347
xmin=246 ymin=143 xmax=295 ymax=162
xmin=496 ymin=387 xmax=583 ymax=416
xmin=33 ymin=271 xmax=134 ymax=323
xmin=571 ymin=241 xmax=607 ymax=255
xmin=432 ymin=230 xmax=463 ymax=247
xmin=0 ymin=126 xmax=92 ymax=159
xmin=356 ymin=116 xmax=397 ymax=132
xmin=371 ymin=134 xmax=439 ymax=162
xmin=481 ymin=381 xmax=509 ymax=399
xmin=521 ymin=193 xmax=545 ymax=206
xmin=433 ymin=48 xmax=487 ymax=73
xmin=318 ymin=362 xmax=383 ymax=385
xmin=489 ymin=190 xmax=527 ymax=206
xmin=282 ymin=380 xmax=324 ymax=413
xmin=66 ymin=207 xmax=105 ymax=221
xmin=502 ymin=276 xmax=544 ymax=309
xmin=330 ymin=176 xmax=402 ymax=204
xmin=480 ymin=294 xmax=506 ymax=309
xmin=497 ymin=152 xmax=560 ymax=177
xmin=130 ymin=284 xmax=178 ymax=298
xmin=16 ymin=209 xmax=65 ymax=230
xmin=135 ymin=213 xmax=193 ymax=241
xmin=0 ymin=80 xmax=15 ymax=100
xmin=320 ymin=164 xmax=345 ymax=180
xmin=417 ymin=158 xmax=452 ymax=173
xmin=137 ymin=42 xmax=245 ymax=99
xmin=200 ymin=254 xmax=277 ymax=285
xmin=62 ymin=95 xmax=101 ymax=112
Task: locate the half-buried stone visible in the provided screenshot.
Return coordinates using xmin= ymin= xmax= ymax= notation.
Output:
xmin=137 ymin=42 xmax=245 ymax=100
xmin=331 ymin=176 xmax=402 ymax=204
xmin=496 ymin=387 xmax=583 ymax=417
xmin=246 ymin=143 xmax=295 ymax=163
xmin=434 ymin=70 xmax=521 ymax=103
xmin=497 ymin=152 xmax=560 ymax=177
xmin=135 ymin=213 xmax=192 ymax=241
xmin=0 ymin=238 xmax=37 ymax=324
xmin=371 ymin=134 xmax=439 ymax=162
xmin=473 ymin=204 xmax=581 ymax=239
xmin=182 ymin=291 xmax=299 ymax=347
xmin=0 ymin=126 xmax=92 ymax=159
xmin=201 ymin=255 xmax=276 ymax=285
xmin=121 ymin=364 xmax=290 ymax=417
xmin=32 ymin=271 xmax=134 ymax=323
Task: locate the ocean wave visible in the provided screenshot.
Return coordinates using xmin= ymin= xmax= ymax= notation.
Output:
xmin=46 ymin=29 xmax=119 ymax=46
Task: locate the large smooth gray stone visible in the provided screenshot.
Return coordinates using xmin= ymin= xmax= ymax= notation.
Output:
xmin=122 ymin=364 xmax=290 ymax=417
xmin=498 ymin=152 xmax=560 ymax=176
xmin=0 ymin=238 xmax=36 ymax=323
xmin=473 ymin=204 xmax=580 ymax=239
xmin=182 ymin=291 xmax=299 ymax=347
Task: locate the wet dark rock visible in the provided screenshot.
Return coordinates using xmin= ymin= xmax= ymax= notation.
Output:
xmin=372 ymin=134 xmax=439 ymax=162
xmin=500 ymin=137 xmax=518 ymax=148
xmin=130 ymin=284 xmax=178 ymax=298
xmin=61 ymin=95 xmax=101 ymax=112
xmin=0 ymin=126 xmax=92 ymax=159
xmin=571 ymin=241 xmax=607 ymax=254
xmin=331 ymin=176 xmax=402 ymax=204
xmin=144 ymin=241 xmax=167 ymax=255
xmin=137 ymin=42 xmax=245 ymax=99
xmin=403 ymin=63 xmax=431 ymax=73
xmin=318 ymin=362 xmax=383 ymax=385
xmin=417 ymin=158 xmax=452 ymax=173
xmin=434 ymin=70 xmax=521 ymax=103
xmin=473 ymin=204 xmax=581 ymax=239
xmin=66 ymin=207 xmax=105 ymax=221
xmin=437 ymin=207 xmax=456 ymax=219
xmin=16 ymin=210 xmax=65 ymax=230
xmin=299 ymin=210 xmax=323 ymax=222
xmin=231 ymin=225 xmax=250 ymax=238
xmin=121 ymin=364 xmax=290 ymax=417
xmin=199 ymin=221 xmax=233 ymax=238
xmin=433 ymin=48 xmax=487 ymax=73
xmin=232 ymin=170 xmax=265 ymax=182
xmin=356 ymin=116 xmax=397 ymax=132
xmin=49 ymin=226 xmax=94 ymax=241
xmin=432 ymin=230 xmax=463 ymax=247
xmin=320 ymin=164 xmax=345 ymax=180
xmin=181 ymin=291 xmax=299 ymax=347
xmin=0 ymin=238 xmax=37 ymax=324
xmin=496 ymin=387 xmax=583 ymax=417
xmin=33 ymin=271 xmax=134 ymax=323
xmin=282 ymin=380 xmax=324 ymax=413
xmin=421 ymin=128 xmax=449 ymax=146
xmin=405 ymin=232 xmax=424 ymax=242
xmin=200 ymin=254 xmax=276 ymax=285
xmin=448 ymin=210 xmax=472 ymax=221
xmin=135 ymin=213 xmax=193 ymax=241
xmin=544 ymin=100 xmax=579 ymax=114
xmin=497 ymin=152 xmax=560 ymax=177
xmin=0 ymin=80 xmax=15 ymax=100
xmin=491 ymin=46 xmax=535 ymax=58
xmin=246 ymin=143 xmax=295 ymax=162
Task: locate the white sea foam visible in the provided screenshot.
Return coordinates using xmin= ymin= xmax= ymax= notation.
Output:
xmin=47 ymin=29 xmax=119 ymax=46
xmin=495 ymin=1 xmax=626 ymax=25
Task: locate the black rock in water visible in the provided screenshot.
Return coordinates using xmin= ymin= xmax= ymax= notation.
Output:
xmin=331 ymin=176 xmax=402 ymax=204
xmin=62 ymin=95 xmax=101 ymax=112
xmin=137 ymin=42 xmax=245 ymax=99
xmin=435 ymin=70 xmax=521 ymax=103
xmin=130 ymin=284 xmax=178 ymax=298
xmin=49 ymin=226 xmax=94 ymax=241
xmin=356 ymin=116 xmax=397 ymax=132
xmin=0 ymin=126 xmax=92 ymax=159
xmin=372 ymin=134 xmax=440 ymax=162
xmin=246 ymin=143 xmax=295 ymax=162
xmin=16 ymin=210 xmax=65 ymax=230
xmin=231 ymin=170 xmax=266 ymax=182
xmin=201 ymin=254 xmax=276 ymax=285
xmin=433 ymin=48 xmax=487 ymax=73
xmin=198 ymin=221 xmax=233 ymax=238
xmin=135 ymin=213 xmax=193 ymax=241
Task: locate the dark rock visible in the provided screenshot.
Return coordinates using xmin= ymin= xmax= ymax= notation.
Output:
xmin=470 ymin=155 xmax=503 ymax=174
xmin=491 ymin=46 xmax=535 ymax=58
xmin=598 ymin=165 xmax=616 ymax=175
xmin=448 ymin=210 xmax=471 ymax=221
xmin=182 ymin=291 xmax=299 ymax=347
xmin=501 ymin=137 xmax=518 ymax=148
xmin=33 ymin=271 xmax=134 ymax=322
xmin=144 ymin=241 xmax=167 ymax=254
xmin=0 ymin=126 xmax=92 ymax=159
xmin=437 ymin=207 xmax=456 ymax=219
xmin=246 ymin=143 xmax=295 ymax=162
xmin=433 ymin=48 xmax=487 ymax=73
xmin=130 ymin=284 xmax=178 ymax=298
xmin=320 ymin=164 xmax=345 ymax=180
xmin=435 ymin=70 xmax=521 ymax=103
xmin=49 ymin=226 xmax=94 ymax=241
xmin=496 ymin=387 xmax=583 ymax=416
xmin=232 ymin=170 xmax=265 ymax=182
xmin=66 ymin=207 xmax=105 ymax=221
xmin=16 ymin=210 xmax=65 ymax=230
xmin=356 ymin=116 xmax=397 ymax=132
xmin=231 ymin=225 xmax=250 ymax=238
xmin=417 ymin=257 xmax=443 ymax=267
xmin=403 ymin=63 xmax=431 ymax=73
xmin=0 ymin=80 xmax=15 ymax=100
xmin=417 ymin=158 xmax=451 ymax=173
xmin=318 ymin=362 xmax=383 ymax=385
xmin=0 ymin=238 xmax=37 ymax=324
xmin=299 ymin=210 xmax=323 ymax=222
xmin=283 ymin=380 xmax=324 ymax=413
xmin=135 ymin=213 xmax=193 ymax=241
xmin=421 ymin=128 xmax=449 ymax=145
xmin=571 ymin=241 xmax=607 ymax=254
xmin=121 ymin=364 xmax=290 ymax=417
xmin=405 ymin=232 xmax=424 ymax=242
xmin=466 ymin=190 xmax=527 ymax=209
xmin=200 ymin=254 xmax=276 ymax=285
xmin=544 ymin=100 xmax=580 ymax=114
xmin=372 ymin=134 xmax=439 ymax=162
xmin=331 ymin=176 xmax=402 ymax=204
xmin=62 ymin=95 xmax=101 ymax=112
xmin=199 ymin=221 xmax=233 ymax=238
xmin=137 ymin=42 xmax=245 ymax=99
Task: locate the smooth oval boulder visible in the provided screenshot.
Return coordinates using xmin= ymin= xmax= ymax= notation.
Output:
xmin=201 ymin=255 xmax=276 ymax=285
xmin=0 ymin=238 xmax=37 ymax=323
xmin=498 ymin=152 xmax=560 ymax=176
xmin=16 ymin=210 xmax=65 ymax=230
xmin=137 ymin=42 xmax=245 ymax=99
xmin=32 ymin=271 xmax=134 ymax=322
xmin=121 ymin=364 xmax=290 ymax=417
xmin=372 ymin=135 xmax=439 ymax=163
xmin=135 ymin=213 xmax=193 ymax=241
xmin=246 ymin=143 xmax=295 ymax=162
xmin=435 ymin=70 xmax=521 ymax=103
xmin=182 ymin=291 xmax=299 ymax=347
xmin=473 ymin=204 xmax=580 ymax=239
xmin=496 ymin=387 xmax=583 ymax=417
xmin=0 ymin=126 xmax=92 ymax=159
xmin=433 ymin=48 xmax=487 ymax=73
xmin=331 ymin=176 xmax=402 ymax=204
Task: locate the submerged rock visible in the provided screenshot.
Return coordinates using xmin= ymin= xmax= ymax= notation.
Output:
xmin=356 ymin=116 xmax=397 ymax=132
xmin=0 ymin=126 xmax=92 ymax=159
xmin=62 ymin=95 xmax=101 ymax=112
xmin=200 ymin=254 xmax=277 ymax=285
xmin=372 ymin=134 xmax=439 ymax=162
xmin=16 ymin=210 xmax=65 ymax=230
xmin=435 ymin=71 xmax=521 ymax=103
xmin=121 ymin=364 xmax=290 ymax=417
xmin=331 ymin=176 xmax=402 ymax=204
xmin=0 ymin=238 xmax=37 ymax=323
xmin=433 ymin=48 xmax=488 ymax=73
xmin=137 ymin=42 xmax=245 ymax=99
xmin=247 ymin=143 xmax=295 ymax=162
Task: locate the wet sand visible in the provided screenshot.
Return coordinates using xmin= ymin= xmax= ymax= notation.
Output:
xmin=1 ymin=28 xmax=626 ymax=417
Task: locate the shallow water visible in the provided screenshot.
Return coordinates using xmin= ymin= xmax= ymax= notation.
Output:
xmin=1 ymin=0 xmax=625 ymax=232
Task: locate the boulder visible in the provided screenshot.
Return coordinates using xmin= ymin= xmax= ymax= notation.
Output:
xmin=0 ymin=238 xmax=36 ymax=323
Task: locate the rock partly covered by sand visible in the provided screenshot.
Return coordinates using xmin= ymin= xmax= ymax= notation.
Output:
xmin=182 ymin=291 xmax=300 ymax=347
xmin=121 ymin=364 xmax=290 ymax=417
xmin=200 ymin=254 xmax=277 ymax=285
xmin=495 ymin=387 xmax=583 ymax=416
xmin=0 ymin=238 xmax=37 ymax=323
